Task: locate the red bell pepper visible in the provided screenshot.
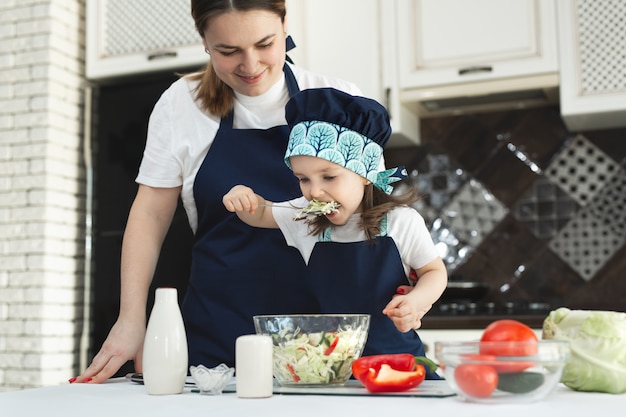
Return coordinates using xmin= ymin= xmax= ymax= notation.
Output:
xmin=324 ymin=335 xmax=339 ymax=356
xmin=351 ymin=353 xmax=436 ymax=393
xmin=286 ymin=364 xmax=300 ymax=382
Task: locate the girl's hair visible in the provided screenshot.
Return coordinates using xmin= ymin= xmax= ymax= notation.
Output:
xmin=306 ymin=183 xmax=420 ymax=240
xmin=188 ymin=0 xmax=287 ymax=117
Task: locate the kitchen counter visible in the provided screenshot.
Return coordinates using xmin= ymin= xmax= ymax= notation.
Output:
xmin=1 ymin=377 xmax=623 ymax=417
xmin=421 ymin=314 xmax=547 ymax=330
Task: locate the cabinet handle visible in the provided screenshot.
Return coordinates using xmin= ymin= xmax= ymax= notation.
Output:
xmin=458 ymin=66 xmax=493 ymax=75
xmin=147 ymin=51 xmax=178 ymax=61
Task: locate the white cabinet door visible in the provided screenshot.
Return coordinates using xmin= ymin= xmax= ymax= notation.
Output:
xmin=86 ymin=0 xmax=206 ymax=80
xmin=395 ymin=0 xmax=558 ymax=89
xmin=286 ymin=0 xmax=381 ymax=105
xmin=557 ymin=0 xmax=626 ymax=131
xmin=286 ymin=0 xmax=420 ymax=146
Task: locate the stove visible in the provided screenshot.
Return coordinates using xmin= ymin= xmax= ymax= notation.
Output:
xmin=431 ymin=300 xmax=552 ymax=317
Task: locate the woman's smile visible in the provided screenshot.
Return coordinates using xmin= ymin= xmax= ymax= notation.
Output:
xmin=237 ymin=70 xmax=266 ymax=84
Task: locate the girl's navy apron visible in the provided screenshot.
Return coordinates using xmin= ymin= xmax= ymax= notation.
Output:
xmin=183 ymin=65 xmax=317 ymax=368
xmin=307 ymin=232 xmax=440 ymax=379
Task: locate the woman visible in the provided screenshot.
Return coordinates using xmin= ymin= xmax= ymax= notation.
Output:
xmin=223 ymin=88 xmax=447 ymax=378
xmin=73 ymin=0 xmax=362 ymax=383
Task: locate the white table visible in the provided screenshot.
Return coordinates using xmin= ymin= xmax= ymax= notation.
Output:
xmin=1 ymin=377 xmax=624 ymax=417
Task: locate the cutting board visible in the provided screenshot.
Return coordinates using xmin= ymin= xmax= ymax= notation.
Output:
xmin=222 ymin=380 xmax=456 ymax=397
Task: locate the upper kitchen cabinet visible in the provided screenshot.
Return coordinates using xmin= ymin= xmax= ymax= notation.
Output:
xmin=286 ymin=0 xmax=420 ymax=146
xmin=393 ymin=0 xmax=559 ymax=116
xmin=86 ymin=0 xmax=206 ymax=81
xmin=557 ymin=0 xmax=626 ymax=131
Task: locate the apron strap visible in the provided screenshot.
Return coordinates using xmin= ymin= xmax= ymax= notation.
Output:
xmin=283 ymin=62 xmax=300 ymax=96
xmin=286 ymin=35 xmax=296 ymax=64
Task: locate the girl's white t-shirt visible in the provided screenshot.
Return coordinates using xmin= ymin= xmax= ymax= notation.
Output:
xmin=272 ymin=196 xmax=439 ymax=278
xmin=136 ymin=63 xmax=362 ymax=232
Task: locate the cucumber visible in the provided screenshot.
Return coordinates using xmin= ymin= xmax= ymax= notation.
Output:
xmin=497 ymin=372 xmax=545 ymax=394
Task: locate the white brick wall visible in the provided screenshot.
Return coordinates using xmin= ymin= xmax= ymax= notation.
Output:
xmin=0 ymin=0 xmax=87 ymax=391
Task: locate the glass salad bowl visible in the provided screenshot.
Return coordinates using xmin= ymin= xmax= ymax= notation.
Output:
xmin=253 ymin=314 xmax=370 ymax=386
xmin=435 ymin=340 xmax=570 ymax=403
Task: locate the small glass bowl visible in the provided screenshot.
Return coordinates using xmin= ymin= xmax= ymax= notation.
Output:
xmin=435 ymin=340 xmax=570 ymax=403
xmin=189 ymin=364 xmax=234 ymax=395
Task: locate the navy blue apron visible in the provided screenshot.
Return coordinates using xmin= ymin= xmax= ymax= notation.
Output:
xmin=183 ymin=65 xmax=318 ymax=368
xmin=307 ymin=232 xmax=440 ymax=379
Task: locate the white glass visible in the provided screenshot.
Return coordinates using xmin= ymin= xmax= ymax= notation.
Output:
xmin=235 ymin=335 xmax=273 ymax=398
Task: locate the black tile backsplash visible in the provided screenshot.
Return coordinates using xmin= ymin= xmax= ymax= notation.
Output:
xmin=386 ymin=105 xmax=626 ymax=325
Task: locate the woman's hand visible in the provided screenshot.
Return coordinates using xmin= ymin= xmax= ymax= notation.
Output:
xmin=72 ymin=185 xmax=181 ymax=384
xmin=70 ymin=316 xmax=146 ymax=384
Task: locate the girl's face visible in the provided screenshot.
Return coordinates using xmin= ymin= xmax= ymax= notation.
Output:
xmin=203 ymin=10 xmax=287 ymax=97
xmin=290 ymin=155 xmax=369 ymax=226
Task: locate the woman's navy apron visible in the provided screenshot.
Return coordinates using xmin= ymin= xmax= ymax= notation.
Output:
xmin=183 ymin=65 xmax=318 ymax=368
xmin=307 ymin=232 xmax=440 ymax=379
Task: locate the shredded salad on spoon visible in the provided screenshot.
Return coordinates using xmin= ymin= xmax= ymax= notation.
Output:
xmin=294 ymin=200 xmax=341 ymax=221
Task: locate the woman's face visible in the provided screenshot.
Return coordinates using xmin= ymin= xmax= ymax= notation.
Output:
xmin=290 ymin=155 xmax=369 ymax=226
xmin=203 ymin=10 xmax=287 ymax=97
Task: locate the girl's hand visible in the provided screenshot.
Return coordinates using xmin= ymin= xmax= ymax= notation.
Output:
xmin=382 ymin=291 xmax=432 ymax=333
xmin=223 ymin=185 xmax=259 ymax=214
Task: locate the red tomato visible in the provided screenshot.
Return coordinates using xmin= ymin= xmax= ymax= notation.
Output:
xmin=480 ymin=319 xmax=538 ymax=356
xmin=479 ymin=319 xmax=538 ymax=373
xmin=454 ymin=364 xmax=498 ymax=398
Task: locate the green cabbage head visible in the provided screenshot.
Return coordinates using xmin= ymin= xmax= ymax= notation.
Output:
xmin=543 ymin=307 xmax=626 ymax=394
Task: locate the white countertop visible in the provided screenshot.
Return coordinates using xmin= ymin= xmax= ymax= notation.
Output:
xmin=1 ymin=377 xmax=623 ymax=417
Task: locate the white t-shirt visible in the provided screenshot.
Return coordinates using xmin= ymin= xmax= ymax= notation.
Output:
xmin=273 ymin=196 xmax=439 ymax=278
xmin=136 ymin=63 xmax=362 ymax=232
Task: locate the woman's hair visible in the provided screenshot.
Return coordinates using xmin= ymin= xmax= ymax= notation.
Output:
xmin=188 ymin=0 xmax=287 ymax=117
xmin=306 ymin=182 xmax=420 ymax=240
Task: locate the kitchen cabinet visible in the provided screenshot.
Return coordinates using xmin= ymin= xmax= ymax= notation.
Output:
xmin=86 ymin=0 xmax=206 ymax=80
xmin=395 ymin=0 xmax=558 ymax=88
xmin=290 ymin=0 xmax=562 ymax=143
xmin=286 ymin=0 xmax=420 ymax=147
xmin=557 ymin=0 xmax=626 ymax=131
xmin=393 ymin=0 xmax=559 ymax=115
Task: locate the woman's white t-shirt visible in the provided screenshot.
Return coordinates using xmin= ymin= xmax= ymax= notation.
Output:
xmin=272 ymin=196 xmax=439 ymax=278
xmin=136 ymin=63 xmax=362 ymax=232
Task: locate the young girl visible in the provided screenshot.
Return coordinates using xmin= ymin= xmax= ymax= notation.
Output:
xmin=223 ymin=88 xmax=448 ymax=378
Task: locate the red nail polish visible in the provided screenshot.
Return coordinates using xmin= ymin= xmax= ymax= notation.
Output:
xmin=68 ymin=377 xmax=77 ymax=384
xmin=396 ymin=288 xmax=405 ymax=294
xmin=84 ymin=377 xmax=92 ymax=383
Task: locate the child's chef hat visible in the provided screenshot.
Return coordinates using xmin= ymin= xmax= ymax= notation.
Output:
xmin=284 ymin=88 xmax=406 ymax=194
